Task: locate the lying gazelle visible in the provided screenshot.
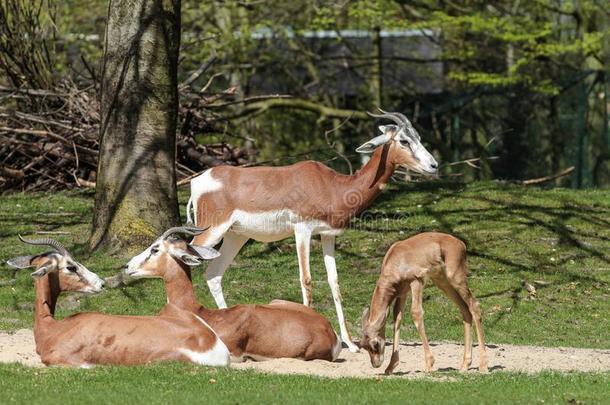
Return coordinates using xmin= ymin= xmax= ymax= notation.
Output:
xmin=6 ymin=236 xmax=230 ymax=367
xmin=186 ymin=110 xmax=438 ymax=352
xmin=360 ymin=232 xmax=488 ymax=374
xmin=124 ymin=226 xmax=342 ymax=362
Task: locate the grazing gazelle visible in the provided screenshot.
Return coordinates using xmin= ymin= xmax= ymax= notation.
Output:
xmin=125 ymin=226 xmax=342 ymax=362
xmin=360 ymin=232 xmax=488 ymax=374
xmin=6 ymin=236 xmax=230 ymax=367
xmin=186 ymin=110 xmax=438 ymax=352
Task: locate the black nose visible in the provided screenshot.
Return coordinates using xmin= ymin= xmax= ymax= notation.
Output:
xmin=430 ymin=162 xmax=438 ymax=169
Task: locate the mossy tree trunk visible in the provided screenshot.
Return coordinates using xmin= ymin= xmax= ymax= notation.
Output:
xmin=90 ymin=0 xmax=181 ymax=250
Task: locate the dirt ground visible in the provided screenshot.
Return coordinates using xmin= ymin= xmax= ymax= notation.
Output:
xmin=2 ymin=329 xmax=609 ymax=378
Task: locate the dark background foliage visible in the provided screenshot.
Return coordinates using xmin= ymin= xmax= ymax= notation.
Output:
xmin=1 ymin=0 xmax=609 ymax=191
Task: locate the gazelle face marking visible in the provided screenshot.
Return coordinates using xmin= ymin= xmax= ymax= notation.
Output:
xmin=59 ymin=254 xmax=105 ymax=294
xmin=360 ymin=307 xmax=386 ymax=368
xmin=7 ymin=252 xmax=104 ymax=294
xmin=125 ymin=238 xmax=168 ymax=279
xmin=356 ymin=111 xmax=439 ymax=176
xmin=125 ymin=234 xmax=220 ymax=279
xmin=387 ymin=125 xmax=438 ymax=175
xmin=360 ymin=333 xmax=386 ymax=368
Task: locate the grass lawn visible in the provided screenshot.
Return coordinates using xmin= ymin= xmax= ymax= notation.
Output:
xmin=0 ymin=364 xmax=608 ymax=404
xmin=0 ymin=181 xmax=609 ymax=403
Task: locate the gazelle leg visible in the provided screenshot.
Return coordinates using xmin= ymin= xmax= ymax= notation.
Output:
xmin=434 ymin=277 xmax=473 ymax=371
xmin=385 ymin=289 xmax=409 ymax=375
xmin=321 ymin=234 xmax=359 ymax=353
xmin=410 ymin=279 xmax=434 ymax=372
xmin=295 ymin=225 xmax=313 ymax=306
xmin=205 ymin=232 xmax=249 ymax=309
xmin=451 ymin=283 xmax=488 ymax=372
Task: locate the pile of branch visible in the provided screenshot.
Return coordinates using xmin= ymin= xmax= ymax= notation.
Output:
xmin=0 ymin=80 xmax=251 ymax=192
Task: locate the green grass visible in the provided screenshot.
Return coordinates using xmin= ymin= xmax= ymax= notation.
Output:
xmin=1 ymin=181 xmax=608 ymax=347
xmin=0 ymin=181 xmax=609 ymax=403
xmin=0 ymin=363 xmax=608 ymax=405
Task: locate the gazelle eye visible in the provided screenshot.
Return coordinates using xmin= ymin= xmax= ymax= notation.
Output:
xmin=150 ymin=247 xmax=159 ymax=255
xmin=399 ymin=139 xmax=410 ymax=147
xmin=66 ymin=265 xmax=77 ymax=273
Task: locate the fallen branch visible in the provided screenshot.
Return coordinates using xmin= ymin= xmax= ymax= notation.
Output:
xmin=226 ymin=98 xmax=370 ymax=121
xmin=444 ymin=156 xmax=500 ymax=168
xmin=522 ymin=166 xmax=575 ymax=186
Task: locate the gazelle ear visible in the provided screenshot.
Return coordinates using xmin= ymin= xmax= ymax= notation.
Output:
xmin=356 ymin=134 xmax=392 ymax=153
xmin=31 ymin=264 xmax=53 ymax=278
xmin=189 ymin=244 xmax=220 ymax=260
xmin=361 ymin=307 xmax=370 ymax=328
xmin=169 ymin=248 xmax=204 ymax=267
xmin=378 ymin=125 xmax=387 ymax=133
xmin=6 ymin=256 xmax=35 ymax=269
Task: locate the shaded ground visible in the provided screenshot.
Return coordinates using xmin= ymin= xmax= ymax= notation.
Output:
xmin=2 ymin=329 xmax=609 ymax=378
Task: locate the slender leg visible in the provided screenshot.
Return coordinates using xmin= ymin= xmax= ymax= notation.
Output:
xmin=294 ymin=225 xmax=313 ymax=306
xmin=321 ymin=234 xmax=359 ymax=353
xmin=205 ymin=232 xmax=249 ymax=309
xmin=433 ymin=277 xmax=473 ymax=371
xmin=385 ymin=289 xmax=409 ymax=375
xmin=451 ymin=283 xmax=488 ymax=372
xmin=410 ymin=279 xmax=435 ymax=372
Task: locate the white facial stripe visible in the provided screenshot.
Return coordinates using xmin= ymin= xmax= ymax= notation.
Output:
xmin=405 ymin=125 xmax=420 ymax=140
xmin=126 ymin=246 xmax=152 ymax=271
xmin=59 ymin=255 xmax=104 ymax=292
xmin=125 ymin=238 xmax=170 ymax=278
xmin=78 ymin=266 xmax=104 ymax=291
xmin=397 ymin=130 xmax=437 ymax=173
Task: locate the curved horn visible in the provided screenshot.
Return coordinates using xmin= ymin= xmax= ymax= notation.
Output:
xmin=367 ymin=110 xmax=404 ymax=128
xmin=377 ymin=108 xmax=411 ymax=127
xmin=18 ymin=235 xmax=69 ymax=256
xmin=161 ymin=226 xmax=210 ymax=240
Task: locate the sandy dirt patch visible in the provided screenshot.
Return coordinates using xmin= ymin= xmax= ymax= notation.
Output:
xmin=0 ymin=329 xmax=40 ymax=367
xmin=1 ymin=329 xmax=609 ymax=378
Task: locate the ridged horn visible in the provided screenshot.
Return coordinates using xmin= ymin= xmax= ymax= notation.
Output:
xmin=367 ymin=110 xmax=405 ymax=128
xmin=18 ymin=235 xmax=69 ymax=256
xmin=161 ymin=226 xmax=210 ymax=240
xmin=377 ymin=108 xmax=411 ymax=127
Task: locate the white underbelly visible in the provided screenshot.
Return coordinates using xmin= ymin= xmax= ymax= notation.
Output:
xmin=229 ymin=209 xmax=342 ymax=242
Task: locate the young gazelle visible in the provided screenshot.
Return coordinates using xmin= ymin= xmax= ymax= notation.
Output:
xmin=6 ymin=236 xmax=230 ymax=367
xmin=187 ymin=110 xmax=438 ymax=352
xmin=124 ymin=226 xmax=342 ymax=362
xmin=360 ymin=232 xmax=488 ymax=374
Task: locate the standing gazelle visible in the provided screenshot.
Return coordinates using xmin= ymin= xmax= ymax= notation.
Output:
xmin=187 ymin=110 xmax=438 ymax=352
xmin=6 ymin=236 xmax=230 ymax=367
xmin=360 ymin=232 xmax=488 ymax=374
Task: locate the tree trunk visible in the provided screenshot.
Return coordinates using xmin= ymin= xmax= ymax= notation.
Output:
xmin=90 ymin=0 xmax=181 ymax=250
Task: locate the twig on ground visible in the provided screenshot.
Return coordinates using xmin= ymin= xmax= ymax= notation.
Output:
xmin=522 ymin=166 xmax=575 ymax=186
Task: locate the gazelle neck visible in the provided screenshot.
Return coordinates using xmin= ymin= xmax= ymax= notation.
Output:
xmin=33 ymin=274 xmax=59 ymax=340
xmin=340 ymin=145 xmax=396 ymax=216
xmin=163 ymin=261 xmax=210 ymax=315
xmin=367 ymin=279 xmax=399 ymax=335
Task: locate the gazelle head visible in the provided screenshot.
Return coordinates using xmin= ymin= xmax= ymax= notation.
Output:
xmin=359 ymin=307 xmax=386 ymax=368
xmin=124 ymin=226 xmax=220 ymax=280
xmin=6 ymin=236 xmax=105 ymax=294
xmin=356 ymin=110 xmax=438 ymax=175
